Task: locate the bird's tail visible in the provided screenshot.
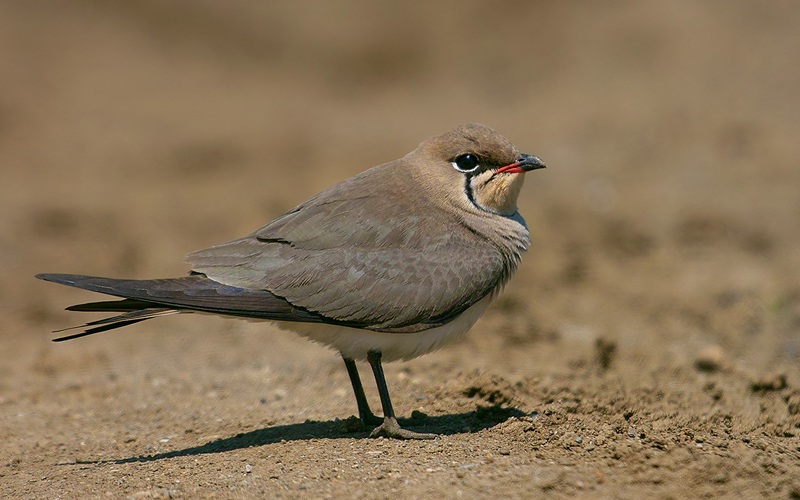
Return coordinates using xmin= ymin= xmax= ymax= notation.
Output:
xmin=36 ymin=273 xmax=330 ymax=341
xmin=51 ymin=305 xmax=179 ymax=341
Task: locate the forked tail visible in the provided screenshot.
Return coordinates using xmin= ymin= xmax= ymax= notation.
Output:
xmin=36 ymin=273 xmax=330 ymax=341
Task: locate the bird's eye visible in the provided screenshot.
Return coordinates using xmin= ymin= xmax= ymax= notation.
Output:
xmin=452 ymin=153 xmax=480 ymax=173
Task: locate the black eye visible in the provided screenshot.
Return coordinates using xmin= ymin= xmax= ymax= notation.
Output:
xmin=452 ymin=153 xmax=480 ymax=172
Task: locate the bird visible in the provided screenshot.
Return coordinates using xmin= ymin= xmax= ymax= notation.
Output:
xmin=36 ymin=123 xmax=545 ymax=440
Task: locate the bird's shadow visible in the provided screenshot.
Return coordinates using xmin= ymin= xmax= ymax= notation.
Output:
xmin=71 ymin=405 xmax=527 ymax=465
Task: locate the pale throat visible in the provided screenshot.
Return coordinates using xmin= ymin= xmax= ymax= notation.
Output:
xmin=471 ymin=172 xmax=525 ymax=216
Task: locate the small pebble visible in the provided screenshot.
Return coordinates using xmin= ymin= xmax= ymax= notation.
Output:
xmin=751 ymin=373 xmax=787 ymax=392
xmin=695 ymin=345 xmax=727 ymax=372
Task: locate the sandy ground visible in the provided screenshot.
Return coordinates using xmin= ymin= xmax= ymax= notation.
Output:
xmin=2 ymin=1 xmax=800 ymax=498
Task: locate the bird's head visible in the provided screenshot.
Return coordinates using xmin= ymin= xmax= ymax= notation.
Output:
xmin=410 ymin=123 xmax=545 ymax=216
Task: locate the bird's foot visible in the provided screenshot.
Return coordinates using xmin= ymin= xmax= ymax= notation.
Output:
xmin=369 ymin=416 xmax=437 ymax=440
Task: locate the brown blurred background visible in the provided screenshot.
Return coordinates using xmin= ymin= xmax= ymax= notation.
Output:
xmin=2 ymin=1 xmax=799 ymax=497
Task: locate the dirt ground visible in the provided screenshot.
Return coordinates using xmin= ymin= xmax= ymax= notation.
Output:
xmin=2 ymin=1 xmax=800 ymax=498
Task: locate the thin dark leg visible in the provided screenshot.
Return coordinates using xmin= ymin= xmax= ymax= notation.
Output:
xmin=342 ymin=356 xmax=382 ymax=425
xmin=367 ymin=350 xmax=395 ymax=418
xmin=366 ymin=350 xmax=436 ymax=440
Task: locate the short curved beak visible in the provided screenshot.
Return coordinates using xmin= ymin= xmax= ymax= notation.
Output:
xmin=495 ymin=153 xmax=546 ymax=174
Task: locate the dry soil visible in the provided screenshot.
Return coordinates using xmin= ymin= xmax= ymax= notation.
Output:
xmin=2 ymin=2 xmax=799 ymax=498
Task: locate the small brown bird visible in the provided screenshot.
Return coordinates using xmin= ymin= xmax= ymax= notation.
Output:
xmin=37 ymin=123 xmax=545 ymax=439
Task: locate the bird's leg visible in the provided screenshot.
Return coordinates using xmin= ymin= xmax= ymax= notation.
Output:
xmin=366 ymin=350 xmax=437 ymax=440
xmin=342 ymin=356 xmax=382 ymax=426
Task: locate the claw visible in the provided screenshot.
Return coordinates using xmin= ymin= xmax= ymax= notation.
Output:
xmin=369 ymin=417 xmax=437 ymax=440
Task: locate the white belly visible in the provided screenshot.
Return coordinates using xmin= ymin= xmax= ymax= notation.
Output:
xmin=274 ymin=294 xmax=494 ymax=362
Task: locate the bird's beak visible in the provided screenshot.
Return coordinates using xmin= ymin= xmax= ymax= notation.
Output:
xmin=495 ymin=154 xmax=546 ymax=175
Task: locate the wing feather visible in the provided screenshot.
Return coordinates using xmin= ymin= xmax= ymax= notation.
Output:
xmin=187 ymin=164 xmax=516 ymax=331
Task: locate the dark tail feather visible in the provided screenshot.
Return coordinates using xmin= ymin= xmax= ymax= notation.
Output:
xmin=36 ymin=272 xmax=336 ymax=341
xmin=66 ymin=298 xmax=155 ymax=312
xmin=53 ymin=308 xmax=178 ymax=341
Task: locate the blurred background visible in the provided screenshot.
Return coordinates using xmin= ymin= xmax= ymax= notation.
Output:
xmin=2 ymin=1 xmax=799 ymax=496
xmin=3 ymin=0 xmax=798 ymax=368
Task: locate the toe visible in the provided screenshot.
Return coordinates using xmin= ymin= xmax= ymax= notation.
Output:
xmin=369 ymin=417 xmax=437 ymax=440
